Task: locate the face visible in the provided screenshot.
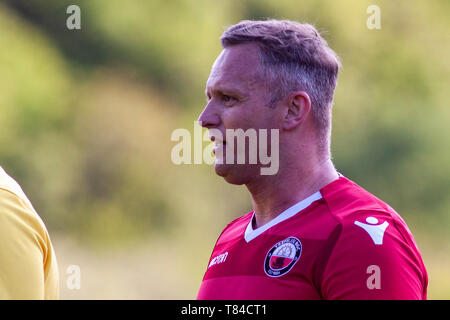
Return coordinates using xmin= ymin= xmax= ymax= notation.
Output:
xmin=198 ymin=43 xmax=282 ymax=185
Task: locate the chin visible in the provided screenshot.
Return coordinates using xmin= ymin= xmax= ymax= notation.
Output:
xmin=214 ymin=163 xmax=255 ymax=185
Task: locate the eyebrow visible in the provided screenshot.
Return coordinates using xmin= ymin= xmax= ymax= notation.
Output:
xmin=205 ymin=84 xmax=246 ymax=98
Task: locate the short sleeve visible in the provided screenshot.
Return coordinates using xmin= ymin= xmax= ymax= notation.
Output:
xmin=0 ymin=189 xmax=59 ymax=299
xmin=320 ymin=212 xmax=427 ymax=300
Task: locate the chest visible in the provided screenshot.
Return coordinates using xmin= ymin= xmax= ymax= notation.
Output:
xmin=199 ymin=233 xmax=329 ymax=299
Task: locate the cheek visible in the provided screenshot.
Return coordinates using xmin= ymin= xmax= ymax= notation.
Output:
xmin=221 ymin=109 xmax=253 ymax=130
xmin=222 ymin=105 xmax=274 ymax=130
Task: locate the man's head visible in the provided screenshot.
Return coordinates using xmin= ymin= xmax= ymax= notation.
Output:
xmin=198 ymin=19 xmax=341 ymax=184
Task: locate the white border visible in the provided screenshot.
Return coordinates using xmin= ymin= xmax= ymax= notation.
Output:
xmin=244 ymin=191 xmax=323 ymax=243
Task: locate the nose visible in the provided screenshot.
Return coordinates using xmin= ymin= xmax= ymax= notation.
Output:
xmin=198 ymin=101 xmax=220 ymax=129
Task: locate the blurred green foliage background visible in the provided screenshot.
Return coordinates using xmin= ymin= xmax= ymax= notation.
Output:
xmin=0 ymin=0 xmax=448 ymax=299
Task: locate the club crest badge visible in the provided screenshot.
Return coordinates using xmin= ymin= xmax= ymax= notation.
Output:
xmin=264 ymin=237 xmax=302 ymax=277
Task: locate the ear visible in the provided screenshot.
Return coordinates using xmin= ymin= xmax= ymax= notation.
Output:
xmin=282 ymin=91 xmax=311 ymax=131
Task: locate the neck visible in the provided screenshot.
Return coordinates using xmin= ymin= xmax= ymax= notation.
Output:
xmin=246 ymin=157 xmax=338 ymax=229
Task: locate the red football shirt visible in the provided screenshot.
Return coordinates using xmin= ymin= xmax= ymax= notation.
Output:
xmin=197 ymin=176 xmax=428 ymax=299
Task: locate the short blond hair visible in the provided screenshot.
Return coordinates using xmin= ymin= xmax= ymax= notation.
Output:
xmin=221 ymin=19 xmax=341 ymax=156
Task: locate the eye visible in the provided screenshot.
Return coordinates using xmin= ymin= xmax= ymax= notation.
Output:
xmin=222 ymin=95 xmax=236 ymax=104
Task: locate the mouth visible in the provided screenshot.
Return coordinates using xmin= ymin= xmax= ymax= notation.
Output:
xmin=211 ymin=136 xmax=226 ymax=155
xmin=210 ymin=135 xmax=226 ymax=145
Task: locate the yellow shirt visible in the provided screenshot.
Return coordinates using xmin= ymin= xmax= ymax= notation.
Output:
xmin=0 ymin=167 xmax=59 ymax=299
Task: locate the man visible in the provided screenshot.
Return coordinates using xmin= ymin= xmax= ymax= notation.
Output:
xmin=197 ymin=20 xmax=427 ymax=299
xmin=0 ymin=166 xmax=59 ymax=299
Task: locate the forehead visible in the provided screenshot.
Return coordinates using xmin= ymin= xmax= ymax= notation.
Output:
xmin=206 ymin=43 xmax=261 ymax=92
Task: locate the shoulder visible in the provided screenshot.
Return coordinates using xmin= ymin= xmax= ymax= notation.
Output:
xmin=0 ymin=167 xmax=59 ymax=299
xmin=217 ymin=211 xmax=253 ymax=244
xmin=226 ymin=211 xmax=253 ymax=229
xmin=320 ymin=209 xmax=427 ymax=299
xmin=0 ymin=169 xmax=50 ymax=249
xmin=321 ymin=176 xmax=396 ymax=220
xmin=320 ymin=176 xmax=419 ymax=248
xmin=318 ymin=177 xmax=427 ymax=299
xmin=0 ymin=188 xmax=44 ymax=233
